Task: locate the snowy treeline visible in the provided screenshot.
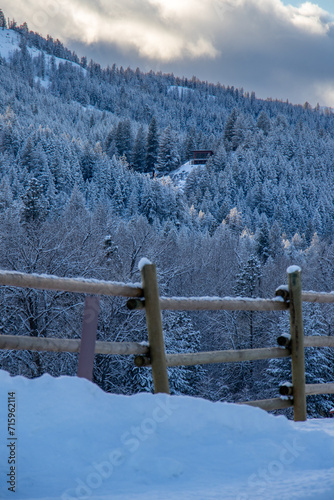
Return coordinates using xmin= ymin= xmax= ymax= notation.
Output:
xmin=0 ymin=16 xmax=334 ymax=417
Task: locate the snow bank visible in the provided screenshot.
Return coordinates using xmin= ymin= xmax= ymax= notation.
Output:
xmin=0 ymin=370 xmax=334 ymax=499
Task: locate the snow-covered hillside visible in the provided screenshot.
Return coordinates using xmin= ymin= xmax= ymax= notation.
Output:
xmin=0 ymin=29 xmax=20 ymax=59
xmin=169 ymin=161 xmax=206 ymax=191
xmin=1 ymin=369 xmax=334 ymax=500
xmin=0 ymin=28 xmax=86 ymax=88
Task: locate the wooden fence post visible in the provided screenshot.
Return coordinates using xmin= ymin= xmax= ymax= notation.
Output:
xmin=288 ymin=266 xmax=307 ymax=421
xmin=77 ymin=296 xmax=100 ymax=381
xmin=140 ymin=260 xmax=170 ymax=394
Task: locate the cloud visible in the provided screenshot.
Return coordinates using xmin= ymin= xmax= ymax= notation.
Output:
xmin=3 ymin=0 xmax=219 ymax=61
xmin=3 ymin=0 xmax=334 ymax=105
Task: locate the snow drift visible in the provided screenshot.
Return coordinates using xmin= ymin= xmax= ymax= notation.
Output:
xmin=1 ymin=370 xmax=334 ymax=499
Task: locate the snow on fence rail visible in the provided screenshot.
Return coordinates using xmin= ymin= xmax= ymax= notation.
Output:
xmin=159 ymin=296 xmax=288 ymax=311
xmin=0 ymin=335 xmax=149 ymax=355
xmin=0 ymin=269 xmax=143 ymax=297
xmin=302 ymin=291 xmax=334 ymax=303
xmin=1 ymin=264 xmax=334 ymax=421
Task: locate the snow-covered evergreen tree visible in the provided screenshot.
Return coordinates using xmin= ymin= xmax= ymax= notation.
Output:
xmin=20 ymin=177 xmax=49 ymax=224
xmin=0 ymin=9 xmax=7 ymax=29
xmin=156 ymin=125 xmax=180 ymax=173
xmin=146 ymin=117 xmax=159 ymax=173
xmin=163 ymin=311 xmax=206 ymax=396
xmin=132 ymin=126 xmax=147 ymax=173
xmin=255 ymin=213 xmax=270 ymax=262
xmin=115 ymin=119 xmax=132 ymax=161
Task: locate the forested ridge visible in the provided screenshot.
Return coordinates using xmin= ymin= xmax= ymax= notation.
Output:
xmin=0 ymin=14 xmax=334 ymax=417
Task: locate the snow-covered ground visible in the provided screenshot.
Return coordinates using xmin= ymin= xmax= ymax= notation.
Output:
xmin=0 ymin=29 xmax=21 ymax=60
xmin=167 ymin=85 xmax=215 ymax=101
xmin=168 ymin=86 xmax=195 ymax=98
xmin=1 ymin=369 xmax=334 ymax=500
xmin=169 ymin=161 xmax=206 ymax=191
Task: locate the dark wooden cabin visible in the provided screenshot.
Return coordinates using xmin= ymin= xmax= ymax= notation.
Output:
xmin=191 ymin=150 xmax=214 ymax=165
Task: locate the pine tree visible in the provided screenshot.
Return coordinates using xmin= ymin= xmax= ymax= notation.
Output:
xmin=255 ymin=213 xmax=270 ymax=262
xmin=140 ymin=182 xmax=157 ymax=223
xmin=105 ymin=127 xmax=117 ymax=158
xmin=163 ymin=311 xmax=206 ymax=396
xmin=207 ymin=145 xmax=227 ymax=172
xmin=20 ymin=177 xmax=49 ymax=224
xmin=38 ymin=52 xmax=46 ymax=80
xmin=112 ymin=180 xmax=125 ymax=215
xmin=146 ymin=117 xmax=159 ymax=173
xmin=132 ymin=126 xmax=147 ymax=172
xmin=257 ymin=111 xmax=271 ymax=135
xmin=0 ymin=9 xmax=7 ymax=29
xmin=115 ymin=119 xmax=132 ymax=161
xmin=231 ymin=114 xmax=247 ymax=151
xmin=234 ymin=254 xmax=262 ymax=299
xmin=184 ymin=129 xmax=197 ymax=162
xmin=0 ymin=177 xmax=14 ymax=212
xmin=80 ymin=144 xmax=96 ymax=182
xmin=156 ymin=125 xmax=180 ymax=173
xmin=18 ymin=136 xmax=35 ymax=172
xmin=234 ymin=255 xmax=262 ymax=355
xmin=126 ymin=188 xmax=139 ymax=218
xmin=268 ymin=220 xmax=283 ymax=258
xmin=223 ymin=108 xmax=238 ymax=151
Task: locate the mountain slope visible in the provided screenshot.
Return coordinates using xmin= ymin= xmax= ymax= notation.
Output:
xmin=1 ymin=19 xmax=334 ymax=413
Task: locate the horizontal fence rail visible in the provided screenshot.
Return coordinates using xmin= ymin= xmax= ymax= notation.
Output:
xmin=303 ymin=336 xmax=334 ymax=348
xmin=0 ymin=270 xmax=143 ymax=298
xmin=2 ymin=269 xmax=334 ymax=308
xmin=302 ymin=291 xmax=334 ymax=304
xmin=305 ymin=383 xmax=334 ymax=396
xmin=239 ymin=398 xmax=293 ymax=412
xmin=159 ymin=296 xmax=289 ymax=311
xmin=164 ymin=347 xmax=290 ymax=367
xmin=2 ymin=334 xmax=332 ymax=363
xmin=0 ymin=335 xmax=149 ymax=356
xmin=1 ymin=265 xmax=334 ymax=421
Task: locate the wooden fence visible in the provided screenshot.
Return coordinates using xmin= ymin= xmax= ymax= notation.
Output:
xmin=0 ymin=262 xmax=334 ymax=421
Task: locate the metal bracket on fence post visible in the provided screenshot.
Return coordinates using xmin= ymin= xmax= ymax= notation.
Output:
xmin=77 ymin=296 xmax=100 ymax=381
xmin=277 ymin=333 xmax=291 ymax=349
xmin=288 ymin=266 xmax=307 ymax=421
xmin=140 ymin=259 xmax=170 ymax=394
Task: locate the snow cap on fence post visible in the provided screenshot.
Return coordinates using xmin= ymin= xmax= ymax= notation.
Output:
xmin=138 ymin=257 xmax=152 ymax=271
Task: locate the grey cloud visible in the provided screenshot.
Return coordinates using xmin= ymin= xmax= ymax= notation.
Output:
xmin=3 ymin=0 xmax=334 ymax=105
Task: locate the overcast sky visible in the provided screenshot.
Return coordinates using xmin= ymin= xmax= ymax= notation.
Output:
xmin=3 ymin=1 xmax=334 ymax=107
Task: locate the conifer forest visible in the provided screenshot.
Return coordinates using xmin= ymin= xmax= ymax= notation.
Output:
xmin=1 ymin=14 xmax=334 ymax=417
